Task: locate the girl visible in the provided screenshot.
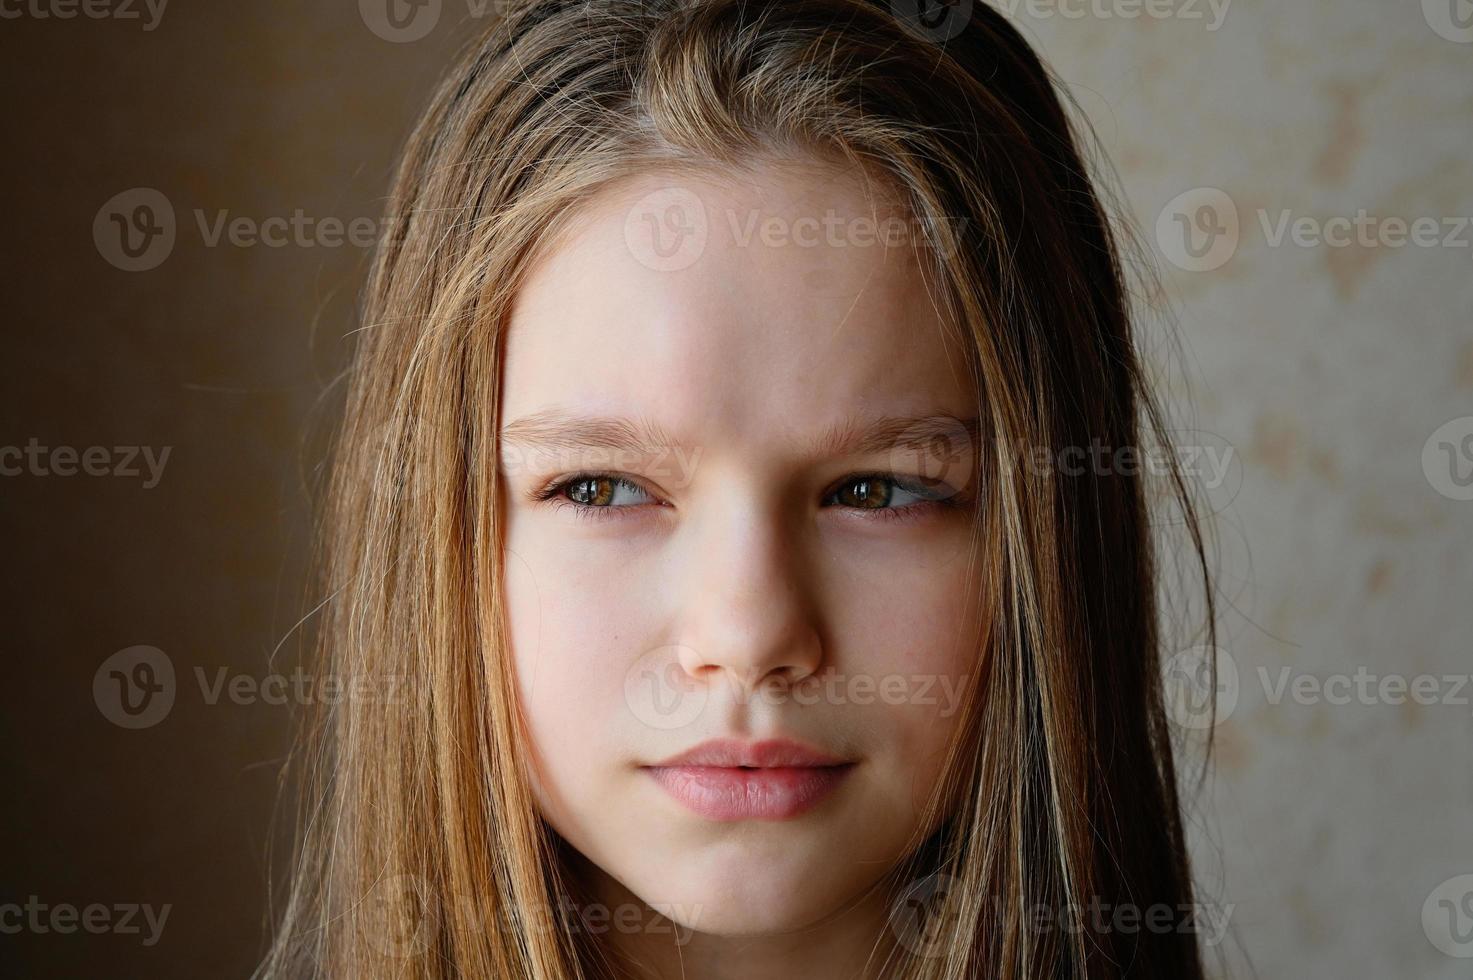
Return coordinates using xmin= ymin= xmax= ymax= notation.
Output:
xmin=264 ymin=0 xmax=1217 ymax=976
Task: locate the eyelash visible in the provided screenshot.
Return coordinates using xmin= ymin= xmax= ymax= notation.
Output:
xmin=531 ymin=472 xmax=963 ymax=525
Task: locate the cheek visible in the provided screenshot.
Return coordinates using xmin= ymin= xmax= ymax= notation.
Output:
xmin=502 ymin=523 xmax=658 ymax=805
xmin=822 ymin=528 xmax=982 ymax=678
xmin=823 ymin=542 xmax=982 ymax=805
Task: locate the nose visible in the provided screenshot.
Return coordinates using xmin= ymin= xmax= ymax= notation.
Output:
xmin=675 ymin=498 xmax=825 ymax=697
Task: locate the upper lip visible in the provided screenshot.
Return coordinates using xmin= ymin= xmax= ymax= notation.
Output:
xmin=646 ymin=737 xmax=852 ymax=769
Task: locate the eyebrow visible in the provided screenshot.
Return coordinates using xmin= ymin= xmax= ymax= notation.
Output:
xmin=499 ymin=408 xmax=980 ymax=461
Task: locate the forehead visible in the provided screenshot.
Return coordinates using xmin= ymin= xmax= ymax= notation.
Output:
xmin=500 ymin=159 xmax=975 ymax=446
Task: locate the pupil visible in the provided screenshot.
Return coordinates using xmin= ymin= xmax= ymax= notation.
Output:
xmin=846 ymin=477 xmax=890 ymax=508
xmin=570 ymin=477 xmax=613 ymax=506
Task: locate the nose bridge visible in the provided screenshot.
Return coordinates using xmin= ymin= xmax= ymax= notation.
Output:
xmin=677 ymin=491 xmax=823 ymax=691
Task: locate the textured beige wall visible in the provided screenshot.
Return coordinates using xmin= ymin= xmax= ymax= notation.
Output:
xmin=1012 ymin=3 xmax=1473 ymax=977
xmin=2 ymin=1 xmax=1467 ymax=977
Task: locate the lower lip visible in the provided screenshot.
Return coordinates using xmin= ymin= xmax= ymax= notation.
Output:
xmin=643 ymin=764 xmax=855 ymax=821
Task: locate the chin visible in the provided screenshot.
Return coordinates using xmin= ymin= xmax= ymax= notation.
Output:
xmin=619 ymin=834 xmax=888 ymax=937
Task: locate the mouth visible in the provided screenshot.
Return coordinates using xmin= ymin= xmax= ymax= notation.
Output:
xmin=641 ymin=737 xmax=857 ymax=822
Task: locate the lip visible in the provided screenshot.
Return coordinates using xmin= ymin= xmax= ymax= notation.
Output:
xmin=642 ymin=738 xmax=856 ymax=822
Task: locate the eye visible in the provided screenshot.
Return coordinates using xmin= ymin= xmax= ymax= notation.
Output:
xmin=534 ymin=471 xmax=962 ymax=524
xmin=823 ymin=474 xmax=954 ymax=514
xmin=542 ymin=474 xmax=657 ymax=510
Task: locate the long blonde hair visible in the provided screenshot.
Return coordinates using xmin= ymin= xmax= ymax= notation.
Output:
xmin=262 ymin=1 xmax=1217 ymax=976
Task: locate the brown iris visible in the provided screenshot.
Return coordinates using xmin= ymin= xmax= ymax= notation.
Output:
xmin=566 ymin=476 xmax=616 ymax=506
xmin=834 ymin=476 xmax=892 ymax=509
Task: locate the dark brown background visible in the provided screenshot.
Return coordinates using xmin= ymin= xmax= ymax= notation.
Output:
xmin=2 ymin=3 xmax=484 ymax=976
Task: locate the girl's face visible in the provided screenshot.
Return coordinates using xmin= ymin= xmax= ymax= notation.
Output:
xmin=499 ymin=158 xmax=984 ymax=938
